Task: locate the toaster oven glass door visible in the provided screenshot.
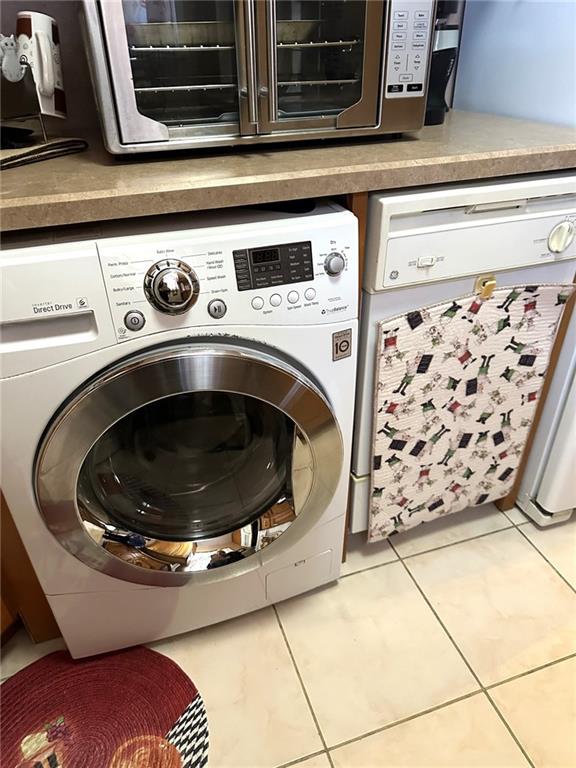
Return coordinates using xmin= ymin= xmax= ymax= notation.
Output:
xmin=255 ymin=0 xmax=385 ymax=133
xmin=100 ymin=0 xmax=245 ymax=143
xmin=100 ymin=0 xmax=385 ymax=145
xmin=123 ymin=0 xmax=239 ymax=125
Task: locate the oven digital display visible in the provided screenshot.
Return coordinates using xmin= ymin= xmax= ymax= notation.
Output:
xmin=251 ymin=248 xmax=280 ymax=265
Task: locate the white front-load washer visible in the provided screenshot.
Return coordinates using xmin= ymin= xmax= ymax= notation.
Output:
xmin=0 ymin=203 xmax=358 ymax=657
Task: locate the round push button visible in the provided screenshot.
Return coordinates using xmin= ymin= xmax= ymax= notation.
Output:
xmin=287 ymin=291 xmax=300 ymax=304
xmin=304 ymin=288 xmax=316 ymax=301
xmin=270 ymin=294 xmax=282 ymax=307
xmin=251 ymin=296 xmax=264 ymax=310
xmin=124 ymin=310 xmax=145 ymax=331
xmin=208 ymin=299 xmax=227 ymax=319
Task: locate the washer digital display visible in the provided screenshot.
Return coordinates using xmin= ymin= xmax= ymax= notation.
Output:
xmin=251 ymin=248 xmax=280 ymax=265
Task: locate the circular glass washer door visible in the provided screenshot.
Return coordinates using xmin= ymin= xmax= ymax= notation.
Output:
xmin=35 ymin=342 xmax=343 ymax=586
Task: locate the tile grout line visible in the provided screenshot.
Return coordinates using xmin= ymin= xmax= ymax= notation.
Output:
xmin=396 ymin=557 xmax=537 ymax=768
xmin=388 ymin=521 xmax=514 ymax=563
xmin=339 ymin=557 xmax=399 ymax=579
xmin=343 ymin=517 xmax=518 ymax=581
xmin=273 ymin=605 xmax=336 ymax=768
xmin=515 ymin=523 xmax=576 ymax=595
xmin=324 ymin=689 xmax=481 ymax=755
xmin=484 ymin=688 xmax=538 ymax=768
xmin=485 ymin=650 xmax=576 ymax=691
xmin=276 ymin=749 xmax=329 ymax=768
xmin=395 ymin=558 xmax=484 ymax=687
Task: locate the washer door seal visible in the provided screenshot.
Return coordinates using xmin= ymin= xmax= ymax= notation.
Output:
xmin=35 ymin=342 xmax=343 ymax=586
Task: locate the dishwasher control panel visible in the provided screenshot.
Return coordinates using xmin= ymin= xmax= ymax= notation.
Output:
xmin=381 ymin=212 xmax=576 ymax=289
xmin=365 ymin=177 xmax=576 ymax=293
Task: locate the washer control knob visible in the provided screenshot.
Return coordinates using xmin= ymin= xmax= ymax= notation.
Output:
xmin=548 ymin=220 xmax=575 ymax=253
xmin=270 ymin=293 xmax=282 ymax=307
xmin=144 ymin=259 xmax=199 ymax=314
xmin=324 ymin=252 xmax=346 ymax=276
xmin=208 ymin=299 xmax=227 ymax=319
xmin=251 ymin=296 xmax=264 ymax=310
xmin=124 ymin=310 xmax=146 ymax=331
xmin=287 ymin=291 xmax=300 ymax=304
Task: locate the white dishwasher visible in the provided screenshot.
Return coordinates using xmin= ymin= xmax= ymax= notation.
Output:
xmin=351 ymin=173 xmax=576 ymax=539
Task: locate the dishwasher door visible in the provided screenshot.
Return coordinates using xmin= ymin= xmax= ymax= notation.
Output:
xmin=351 ymin=259 xmax=576 ymax=536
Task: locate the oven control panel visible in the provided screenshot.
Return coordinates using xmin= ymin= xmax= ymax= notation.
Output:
xmin=96 ymin=206 xmax=358 ymax=342
xmin=385 ymin=0 xmax=434 ymax=99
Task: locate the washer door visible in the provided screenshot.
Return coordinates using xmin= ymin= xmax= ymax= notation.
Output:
xmin=35 ymin=342 xmax=343 ymax=585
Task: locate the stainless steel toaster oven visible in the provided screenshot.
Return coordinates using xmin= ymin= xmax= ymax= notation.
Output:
xmin=83 ymin=0 xmax=436 ymax=153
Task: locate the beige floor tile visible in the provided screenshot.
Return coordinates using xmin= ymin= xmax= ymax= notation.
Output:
xmin=520 ymin=517 xmax=576 ymax=589
xmin=391 ymin=503 xmax=511 ymax=558
xmin=295 ymin=754 xmax=331 ymax=768
xmin=331 ymin=693 xmax=529 ymax=767
xmin=151 ymin=607 xmax=322 ymax=768
xmin=406 ymin=528 xmax=576 ymax=685
xmin=490 ymin=657 xmax=576 ymax=768
xmin=503 ymin=506 xmax=530 ymax=525
xmin=341 ymin=532 xmax=397 ymax=576
xmin=0 ymin=628 xmax=66 ymax=681
xmin=276 ymin=563 xmax=478 ymax=747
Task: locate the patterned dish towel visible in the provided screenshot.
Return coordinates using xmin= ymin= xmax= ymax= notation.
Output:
xmin=369 ymin=284 xmax=574 ymax=542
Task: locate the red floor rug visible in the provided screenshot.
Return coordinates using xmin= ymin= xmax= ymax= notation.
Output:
xmin=0 ymin=646 xmax=208 ymax=768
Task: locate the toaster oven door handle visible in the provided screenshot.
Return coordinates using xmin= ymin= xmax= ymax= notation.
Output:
xmin=265 ymin=0 xmax=279 ymax=124
xmin=253 ymin=0 xmax=275 ymax=133
xmin=235 ymin=0 xmax=258 ymax=135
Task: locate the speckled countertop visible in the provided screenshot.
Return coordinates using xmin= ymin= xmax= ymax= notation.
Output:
xmin=1 ymin=111 xmax=575 ymax=232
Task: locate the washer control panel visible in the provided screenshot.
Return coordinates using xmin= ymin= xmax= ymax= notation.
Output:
xmin=385 ymin=0 xmax=434 ymax=99
xmin=233 ymin=241 xmax=314 ymax=291
xmin=96 ymin=205 xmax=358 ymax=341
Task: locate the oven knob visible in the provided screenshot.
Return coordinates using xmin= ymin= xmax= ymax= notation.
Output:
xmin=324 ymin=252 xmax=346 ymax=276
xmin=548 ymin=220 xmax=575 ymax=253
xmin=144 ymin=260 xmax=199 ymax=314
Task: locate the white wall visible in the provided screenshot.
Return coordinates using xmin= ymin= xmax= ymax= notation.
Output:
xmin=454 ymin=0 xmax=576 ymax=127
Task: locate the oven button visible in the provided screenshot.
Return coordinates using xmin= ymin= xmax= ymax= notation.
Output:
xmin=208 ymin=299 xmax=227 ymax=319
xmin=124 ymin=310 xmax=146 ymax=332
xmin=324 ymin=252 xmax=346 ymax=276
xmin=270 ymin=293 xmax=282 ymax=307
xmin=304 ymin=288 xmax=316 ymax=301
xmin=251 ymin=296 xmax=264 ymax=310
xmin=287 ymin=291 xmax=300 ymax=304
